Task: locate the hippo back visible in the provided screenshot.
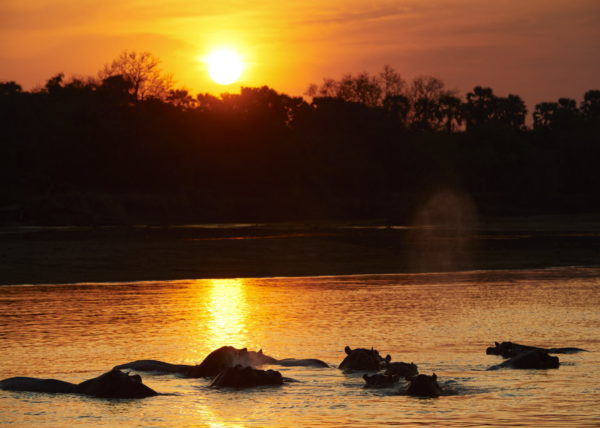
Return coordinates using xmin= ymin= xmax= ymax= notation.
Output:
xmin=0 ymin=377 xmax=75 ymax=393
xmin=486 ymin=341 xmax=532 ymax=357
xmin=277 ymin=358 xmax=329 ymax=368
xmin=74 ymin=369 xmax=157 ymax=398
xmin=113 ymin=360 xmax=193 ymax=374
xmin=210 ymin=365 xmax=283 ymax=388
xmin=497 ymin=349 xmax=560 ymax=370
xmin=486 ymin=341 xmax=587 ymax=358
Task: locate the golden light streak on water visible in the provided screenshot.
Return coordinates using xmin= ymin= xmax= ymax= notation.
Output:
xmin=206 ymin=278 xmax=248 ymax=350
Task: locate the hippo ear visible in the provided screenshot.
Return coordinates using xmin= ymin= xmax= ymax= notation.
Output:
xmin=495 ymin=342 xmax=500 ymax=346
xmin=345 ymin=346 xmax=352 ymax=355
xmin=432 ymin=373 xmax=437 ymax=380
xmin=385 ymin=354 xmax=391 ymax=363
xmin=259 ymin=349 xmax=263 ymax=354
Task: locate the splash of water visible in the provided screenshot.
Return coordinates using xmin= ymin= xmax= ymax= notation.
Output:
xmin=409 ymin=191 xmax=478 ymax=272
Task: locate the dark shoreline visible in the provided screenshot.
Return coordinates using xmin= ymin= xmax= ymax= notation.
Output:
xmin=1 ymin=215 xmax=599 ymax=286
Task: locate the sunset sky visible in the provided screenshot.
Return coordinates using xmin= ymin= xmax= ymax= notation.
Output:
xmin=1 ymin=0 xmax=599 ymax=108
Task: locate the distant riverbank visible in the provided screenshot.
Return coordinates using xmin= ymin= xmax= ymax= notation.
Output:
xmin=1 ymin=215 xmax=599 ymax=285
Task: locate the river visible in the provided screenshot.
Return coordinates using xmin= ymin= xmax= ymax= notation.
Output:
xmin=1 ymin=267 xmax=599 ymax=426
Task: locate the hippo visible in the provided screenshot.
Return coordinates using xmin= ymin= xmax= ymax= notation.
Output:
xmin=114 ymin=346 xmax=328 ymax=378
xmin=339 ymin=346 xmax=391 ymax=372
xmin=384 ymin=362 xmax=418 ymax=378
xmin=114 ymin=346 xmax=246 ymax=378
xmin=186 ymin=346 xmax=256 ymax=377
xmin=0 ymin=377 xmax=75 ymax=394
xmin=276 ymin=358 xmax=329 ymax=368
xmin=362 ymin=373 xmax=400 ymax=387
xmin=405 ymin=373 xmax=442 ymax=398
xmin=209 ymin=365 xmax=284 ymax=388
xmin=488 ymin=349 xmax=560 ymax=370
xmin=486 ymin=341 xmax=587 ymax=358
xmin=0 ymin=369 xmax=157 ymax=399
xmin=112 ymin=360 xmax=192 ymax=374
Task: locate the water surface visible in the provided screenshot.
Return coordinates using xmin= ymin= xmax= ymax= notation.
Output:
xmin=1 ymin=267 xmax=599 ymax=426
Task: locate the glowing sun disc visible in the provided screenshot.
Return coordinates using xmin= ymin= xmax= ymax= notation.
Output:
xmin=206 ymin=49 xmax=243 ymax=85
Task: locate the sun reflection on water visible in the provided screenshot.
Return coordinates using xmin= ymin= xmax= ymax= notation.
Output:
xmin=206 ymin=278 xmax=248 ymax=350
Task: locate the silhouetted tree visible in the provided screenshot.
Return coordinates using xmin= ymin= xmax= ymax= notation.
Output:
xmin=533 ymin=98 xmax=580 ymax=130
xmin=44 ymin=73 xmax=65 ymax=95
xmin=3 ymin=58 xmax=600 ymax=224
xmin=306 ymin=66 xmax=406 ymax=108
xmin=581 ymin=90 xmax=600 ymax=123
xmin=196 ymin=92 xmax=224 ymax=113
xmin=464 ymin=86 xmax=497 ymax=131
xmin=438 ymin=95 xmax=464 ymax=133
xmin=379 ymin=65 xmax=406 ymax=99
xmin=167 ymin=89 xmax=197 ymax=110
xmin=97 ymin=75 xmax=135 ymax=106
xmin=383 ymin=94 xmax=411 ymax=128
xmin=464 ymin=86 xmax=526 ymax=131
xmin=326 ymin=72 xmax=382 ymax=107
xmin=99 ymin=51 xmax=173 ymax=101
xmin=0 ymin=81 xmax=22 ymax=96
xmin=409 ymin=76 xmax=457 ymax=131
xmin=495 ymin=94 xmax=527 ymax=131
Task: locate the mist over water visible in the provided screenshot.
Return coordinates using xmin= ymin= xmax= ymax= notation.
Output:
xmin=410 ymin=191 xmax=478 ymax=272
xmin=1 ymin=267 xmax=599 ymax=427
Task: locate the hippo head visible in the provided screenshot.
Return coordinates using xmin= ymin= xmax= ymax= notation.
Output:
xmin=486 ymin=341 xmax=508 ymax=355
xmin=405 ymin=373 xmax=442 ymax=398
xmin=339 ymin=346 xmax=391 ymax=372
xmin=486 ymin=341 xmax=523 ymax=357
xmin=362 ymin=373 xmax=399 ymax=387
xmin=247 ymin=349 xmax=279 ymax=366
xmin=73 ymin=369 xmax=157 ymax=398
xmin=210 ymin=365 xmax=283 ymax=388
xmin=385 ymin=361 xmax=419 ymax=378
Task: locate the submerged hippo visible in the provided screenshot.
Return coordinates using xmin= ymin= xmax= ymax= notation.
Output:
xmin=339 ymin=346 xmax=391 ymax=372
xmin=114 ymin=346 xmax=328 ymax=378
xmin=488 ymin=349 xmax=560 ymax=370
xmin=486 ymin=341 xmax=587 ymax=358
xmin=362 ymin=373 xmax=400 ymax=387
xmin=405 ymin=373 xmax=442 ymax=398
xmin=0 ymin=369 xmax=157 ymax=399
xmin=210 ymin=365 xmax=284 ymax=388
xmin=385 ymin=362 xmax=418 ymax=378
xmin=276 ymin=358 xmax=329 ymax=368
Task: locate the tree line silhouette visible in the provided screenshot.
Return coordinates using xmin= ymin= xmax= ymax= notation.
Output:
xmin=1 ymin=52 xmax=599 ymax=224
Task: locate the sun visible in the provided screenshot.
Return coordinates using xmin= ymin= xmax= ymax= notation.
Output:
xmin=205 ymin=48 xmax=244 ymax=85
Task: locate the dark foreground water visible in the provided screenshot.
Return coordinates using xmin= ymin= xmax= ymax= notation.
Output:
xmin=1 ymin=267 xmax=599 ymax=427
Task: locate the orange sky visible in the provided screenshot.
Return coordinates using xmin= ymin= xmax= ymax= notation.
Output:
xmin=1 ymin=0 xmax=599 ymax=107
